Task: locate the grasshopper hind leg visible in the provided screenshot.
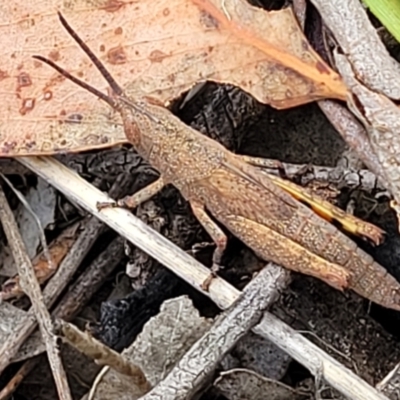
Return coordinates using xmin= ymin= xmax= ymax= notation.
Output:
xmin=190 ymin=202 xmax=228 ymax=290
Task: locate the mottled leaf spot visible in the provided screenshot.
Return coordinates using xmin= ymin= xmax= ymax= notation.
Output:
xmin=107 ymin=45 xmax=127 ymax=64
xmin=0 ymin=69 xmax=9 ymax=81
xmin=17 ymin=72 xmax=32 ymax=91
xmin=19 ymin=98 xmax=35 ymax=115
xmin=200 ymin=10 xmax=219 ymax=29
xmin=49 ymin=49 xmax=60 ymax=62
xmin=44 ymin=91 xmax=52 ymax=100
xmin=149 ymin=50 xmax=168 ymax=63
xmin=65 ymin=113 xmax=83 ymax=124
xmin=100 ymin=0 xmax=124 ymax=13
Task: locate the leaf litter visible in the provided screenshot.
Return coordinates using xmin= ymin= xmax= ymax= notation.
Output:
xmin=0 ymin=0 xmax=400 ymax=400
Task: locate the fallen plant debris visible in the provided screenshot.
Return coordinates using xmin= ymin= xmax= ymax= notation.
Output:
xmin=0 ymin=0 xmax=396 ymax=399
xmin=0 ymin=184 xmax=72 ymax=400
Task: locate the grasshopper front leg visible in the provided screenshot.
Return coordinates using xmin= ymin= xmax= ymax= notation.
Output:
xmin=97 ymin=177 xmax=165 ymax=210
xmin=190 ymin=201 xmax=228 ymax=289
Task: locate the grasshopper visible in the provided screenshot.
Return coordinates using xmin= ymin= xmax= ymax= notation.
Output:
xmin=34 ymin=13 xmax=400 ymax=310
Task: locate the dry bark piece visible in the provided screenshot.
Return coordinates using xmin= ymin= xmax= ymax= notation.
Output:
xmin=0 ymin=0 xmax=347 ymax=156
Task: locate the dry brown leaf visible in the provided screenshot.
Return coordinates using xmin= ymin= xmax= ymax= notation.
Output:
xmin=0 ymin=222 xmax=80 ymax=300
xmin=0 ymin=0 xmax=347 ymax=156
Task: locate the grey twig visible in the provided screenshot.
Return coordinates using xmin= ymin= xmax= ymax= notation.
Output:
xmin=0 ymin=185 xmax=72 ymax=400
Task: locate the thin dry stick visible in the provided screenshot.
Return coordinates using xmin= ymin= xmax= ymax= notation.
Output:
xmin=0 ymin=185 xmax=72 ymax=400
xmin=0 ymin=216 xmax=105 ymax=373
xmin=39 ymin=217 xmax=106 ymax=307
xmin=57 ymin=320 xmax=151 ymax=393
xmin=0 ymin=237 xmax=124 ymax=400
xmin=141 ymin=265 xmax=290 ymax=400
xmin=19 ymin=156 xmax=388 ymax=400
xmin=318 ymin=100 xmax=386 ymax=182
xmin=253 ymin=314 xmax=389 ymax=400
xmin=376 ymin=363 xmax=400 ymax=397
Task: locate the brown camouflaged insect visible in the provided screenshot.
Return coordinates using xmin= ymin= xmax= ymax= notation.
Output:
xmin=34 ymin=12 xmax=400 ymax=310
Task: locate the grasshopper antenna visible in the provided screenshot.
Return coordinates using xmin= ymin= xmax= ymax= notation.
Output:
xmin=56 ymin=12 xmax=124 ymax=96
xmin=32 ymin=54 xmax=117 ymax=109
xmin=33 ymin=12 xmax=124 ymax=108
xmin=34 ymin=12 xmax=160 ymax=121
